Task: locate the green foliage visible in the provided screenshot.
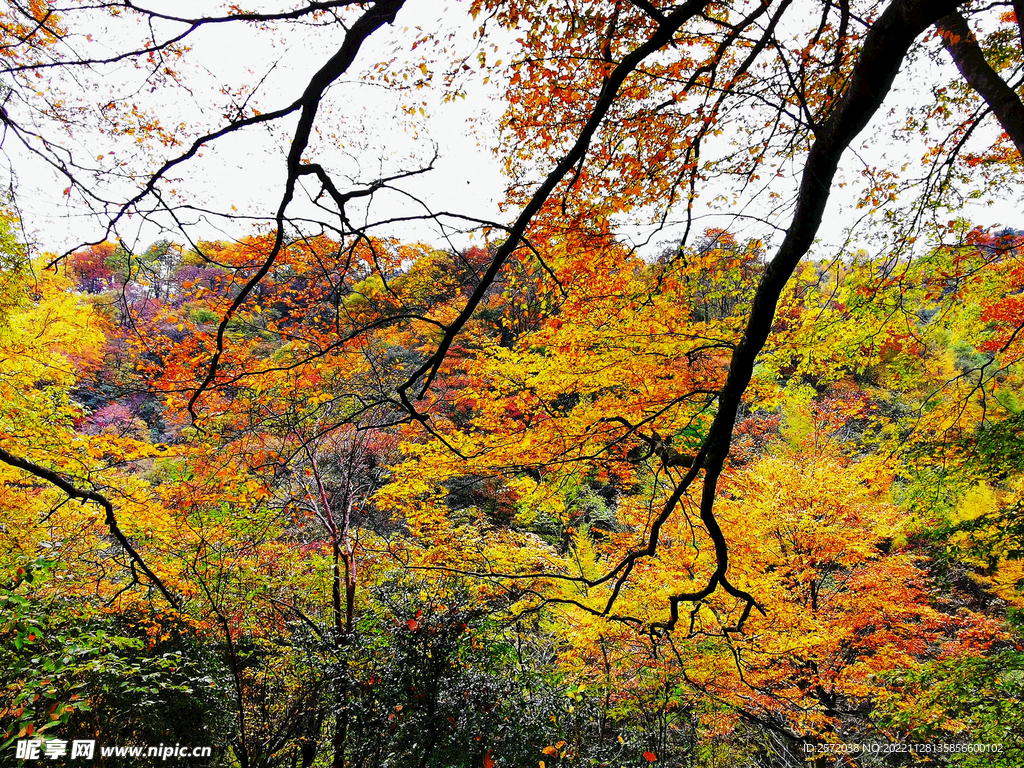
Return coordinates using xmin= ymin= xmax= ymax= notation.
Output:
xmin=0 ymin=207 xmax=28 ymax=323
xmin=874 ymin=651 xmax=1024 ymax=767
xmin=5 ymin=223 xmax=1024 ymax=766
xmin=190 ymin=306 xmax=221 ymax=324
xmin=0 ymin=557 xmax=228 ymax=760
xmin=311 ymin=576 xmax=691 ymax=768
xmin=0 ymin=558 xmax=94 ymax=749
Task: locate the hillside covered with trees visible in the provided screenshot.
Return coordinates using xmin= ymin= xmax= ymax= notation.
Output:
xmin=2 ymin=0 xmax=1024 ymax=766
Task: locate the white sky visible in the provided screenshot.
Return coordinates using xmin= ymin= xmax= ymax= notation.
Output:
xmin=6 ymin=0 xmax=1022 ymax=262
xmin=10 ymin=0 xmax=511 ymax=255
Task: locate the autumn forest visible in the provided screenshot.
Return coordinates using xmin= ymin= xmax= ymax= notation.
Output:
xmin=1 ymin=1 xmax=1023 ymax=767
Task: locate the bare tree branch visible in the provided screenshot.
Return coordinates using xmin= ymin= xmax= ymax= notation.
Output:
xmin=599 ymin=0 xmax=968 ymax=631
xmin=937 ymin=9 xmax=1024 ymax=159
xmin=0 ymin=444 xmax=179 ymax=609
xmin=187 ymin=0 xmax=407 ymax=422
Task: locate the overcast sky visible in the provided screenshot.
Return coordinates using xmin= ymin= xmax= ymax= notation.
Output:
xmin=7 ymin=1 xmax=1022 ymax=262
xmin=9 ymin=1 xmax=510 ymax=256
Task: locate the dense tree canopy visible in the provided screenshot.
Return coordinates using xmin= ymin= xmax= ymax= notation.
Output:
xmin=2 ymin=0 xmax=1024 ymax=766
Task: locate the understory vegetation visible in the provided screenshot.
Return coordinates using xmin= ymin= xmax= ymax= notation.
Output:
xmin=2 ymin=220 xmax=1023 ymax=767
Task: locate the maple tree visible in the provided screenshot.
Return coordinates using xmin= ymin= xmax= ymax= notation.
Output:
xmin=3 ymin=0 xmax=1022 ymax=597
xmin=2 ymin=0 xmax=1024 ymax=765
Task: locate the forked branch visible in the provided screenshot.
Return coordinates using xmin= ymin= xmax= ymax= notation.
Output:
xmin=596 ymin=0 xmax=967 ymax=632
xmin=936 ymin=10 xmax=1024 ymax=160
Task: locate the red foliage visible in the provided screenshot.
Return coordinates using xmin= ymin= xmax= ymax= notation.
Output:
xmin=69 ymin=243 xmax=116 ymax=292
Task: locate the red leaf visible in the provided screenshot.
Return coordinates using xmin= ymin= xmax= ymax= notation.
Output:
xmin=643 ymin=752 xmax=657 ymax=762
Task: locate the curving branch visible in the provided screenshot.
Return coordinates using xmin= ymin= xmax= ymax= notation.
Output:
xmin=0 ymin=444 xmax=179 ymax=610
xmin=936 ymin=9 xmax=1024 ymax=160
xmin=395 ymin=0 xmax=717 ymax=416
xmin=2 ymin=1 xmax=364 ymax=76
xmin=186 ymin=0 xmax=407 ymax=422
xmin=595 ymin=0 xmax=968 ymax=632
